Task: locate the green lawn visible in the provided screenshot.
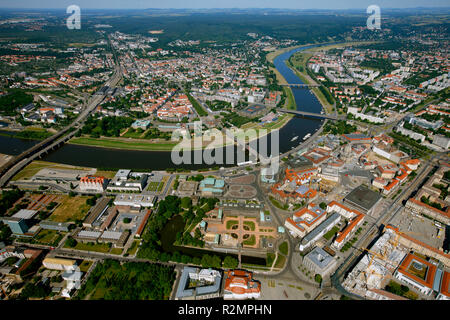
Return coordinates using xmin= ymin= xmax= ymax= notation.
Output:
xmin=269 ymin=196 xmax=288 ymax=210
xmin=79 ymin=260 xmax=93 ymax=273
xmin=69 ymin=137 xmax=177 ymax=151
xmin=226 ymin=220 xmax=239 ymax=230
xmin=279 ymin=241 xmax=288 ymax=255
xmin=65 ymin=241 xmax=111 ymax=253
xmin=243 ymin=221 xmax=256 ymax=231
xmin=274 ymin=254 xmax=286 ymax=269
xmin=323 ymin=226 xmax=340 ymax=241
xmin=147 ymin=181 xmax=161 ymax=192
xmin=32 ymin=229 xmax=65 ymax=247
xmin=266 ymin=253 xmax=276 ymax=267
xmin=110 ymin=248 xmax=123 ymax=255
xmin=243 ymin=235 xmax=256 ymax=246
xmin=126 ymin=240 xmax=140 ymax=256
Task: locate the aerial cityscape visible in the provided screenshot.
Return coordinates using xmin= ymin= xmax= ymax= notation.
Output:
xmin=0 ymin=0 xmax=448 ymax=310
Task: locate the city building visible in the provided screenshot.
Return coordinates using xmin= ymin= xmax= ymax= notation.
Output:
xmin=394 ymin=253 xmax=440 ymax=296
xmin=303 ymin=246 xmax=337 ymax=276
xmin=433 ymin=135 xmax=450 ymax=150
xmin=285 ymin=203 xmax=327 ymax=238
xmin=107 ymin=170 xmax=148 ymax=192
xmin=299 ymin=212 xmax=341 ymax=251
xmin=199 ymin=178 xmax=226 ymax=196
xmin=113 ymin=194 xmax=157 ymax=210
xmin=343 ymin=185 xmax=382 ymax=215
xmin=83 ymin=197 xmax=110 ymax=228
xmin=42 ymin=257 xmax=78 ymax=271
xmin=79 ymin=176 xmax=109 ymax=193
xmin=223 ymin=269 xmax=261 ymax=300
xmin=405 ymin=198 xmax=450 ymax=225
xmin=1 ymin=209 xmax=38 ymax=235
xmin=175 ymin=267 xmax=222 ymax=300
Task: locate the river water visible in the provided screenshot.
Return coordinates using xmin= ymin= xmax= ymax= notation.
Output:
xmin=1 ymin=45 xmax=324 ymax=170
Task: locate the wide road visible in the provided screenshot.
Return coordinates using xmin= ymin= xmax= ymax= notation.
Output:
xmin=0 ymin=65 xmax=123 ymax=188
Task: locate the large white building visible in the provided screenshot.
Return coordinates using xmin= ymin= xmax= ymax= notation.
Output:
xmin=113 ymin=194 xmax=157 ymax=209
xmin=43 ymin=257 xmax=78 ymax=271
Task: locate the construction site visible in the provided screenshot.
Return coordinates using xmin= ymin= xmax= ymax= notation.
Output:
xmin=342 ymin=223 xmax=450 ymax=300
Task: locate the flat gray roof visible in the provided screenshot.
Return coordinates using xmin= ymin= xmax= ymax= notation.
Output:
xmin=301 ymin=212 xmax=341 ymax=245
xmin=13 ymin=209 xmax=38 ymax=220
xmin=305 ymin=246 xmax=335 ymax=269
xmin=344 ymin=185 xmax=382 ymax=212
xmin=175 ymin=267 xmax=221 ymax=299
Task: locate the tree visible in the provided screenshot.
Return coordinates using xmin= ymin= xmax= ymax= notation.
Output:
xmin=319 ymin=202 xmax=327 ymax=210
xmin=65 ymin=237 xmax=77 ymax=248
xmin=0 ymin=222 xmax=12 ymax=243
xmin=314 ymin=274 xmax=322 ymax=284
xmin=223 ymin=256 xmax=238 ymax=269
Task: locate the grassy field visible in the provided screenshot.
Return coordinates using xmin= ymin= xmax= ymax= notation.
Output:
xmin=279 ymin=241 xmax=288 ymax=255
xmin=11 ymin=160 xmax=92 ymax=181
xmin=274 ymin=254 xmax=286 ymax=269
xmin=32 ymin=229 xmax=65 ymax=247
xmin=243 ymin=235 xmax=256 ymax=246
xmin=283 ymin=87 xmax=297 ymax=110
xmin=126 ymin=240 xmax=140 ymax=256
xmin=95 ymin=170 xmax=117 ymax=179
xmin=69 ymin=136 xmax=177 ymax=151
xmin=323 ymin=226 xmax=340 ymax=241
xmin=66 ymin=241 xmax=111 ymax=253
xmin=110 ymin=248 xmax=123 ymax=255
xmin=243 ymin=220 xmax=256 ymax=231
xmin=226 ymin=220 xmax=239 ymax=230
xmin=79 ymin=260 xmax=93 ymax=273
xmin=49 ymin=195 xmax=92 ymax=223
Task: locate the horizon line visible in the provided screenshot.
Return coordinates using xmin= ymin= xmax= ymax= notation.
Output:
xmin=1 ymin=6 xmax=450 ymax=10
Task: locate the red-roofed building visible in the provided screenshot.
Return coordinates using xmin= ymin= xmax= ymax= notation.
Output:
xmin=405 ymin=198 xmax=450 ymax=225
xmin=394 ymin=253 xmax=437 ymax=296
xmin=327 ymin=201 xmax=364 ymax=249
xmin=223 ymin=270 xmax=261 ymax=300
xmin=285 ymin=203 xmax=327 ymax=238
xmin=79 ymin=176 xmax=109 ymax=192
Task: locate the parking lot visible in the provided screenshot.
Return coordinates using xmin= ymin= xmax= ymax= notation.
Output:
xmin=390 ymin=208 xmax=445 ymax=250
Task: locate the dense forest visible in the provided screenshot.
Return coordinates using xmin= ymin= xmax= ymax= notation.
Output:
xmin=75 ymin=259 xmax=175 ymax=300
xmin=80 ymin=115 xmax=134 ymax=138
xmin=0 ymin=90 xmax=33 ymax=116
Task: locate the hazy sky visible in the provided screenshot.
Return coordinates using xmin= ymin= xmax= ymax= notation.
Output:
xmin=1 ymin=0 xmax=449 ymax=9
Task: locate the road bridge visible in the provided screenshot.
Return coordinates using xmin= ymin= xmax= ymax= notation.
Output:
xmin=0 ymin=66 xmax=122 ymax=188
xmin=280 ymin=83 xmax=321 ymax=88
xmin=279 ymin=109 xmax=340 ymax=120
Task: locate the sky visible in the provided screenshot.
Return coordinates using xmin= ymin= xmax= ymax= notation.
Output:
xmin=1 ymin=0 xmax=449 ymax=10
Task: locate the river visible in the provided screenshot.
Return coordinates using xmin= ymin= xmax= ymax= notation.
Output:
xmin=1 ymin=45 xmax=324 ymax=170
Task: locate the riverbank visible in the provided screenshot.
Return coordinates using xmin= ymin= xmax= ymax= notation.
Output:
xmin=67 ymin=44 xmax=328 ymax=153
xmin=286 ymin=41 xmax=379 ymax=115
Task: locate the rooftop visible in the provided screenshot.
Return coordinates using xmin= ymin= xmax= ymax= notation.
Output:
xmin=344 ymin=185 xmax=382 ymax=213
